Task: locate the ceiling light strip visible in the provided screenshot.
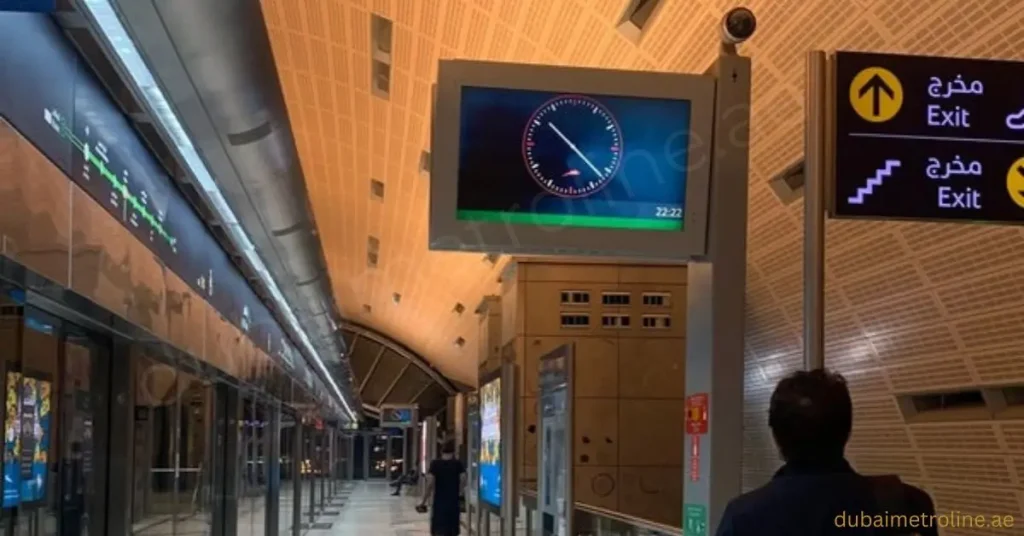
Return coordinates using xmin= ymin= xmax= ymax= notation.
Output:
xmin=80 ymin=0 xmax=356 ymax=421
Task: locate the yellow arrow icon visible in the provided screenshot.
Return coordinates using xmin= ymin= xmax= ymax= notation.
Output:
xmin=849 ymin=67 xmax=903 ymax=123
xmin=1007 ymin=157 xmax=1024 ymax=209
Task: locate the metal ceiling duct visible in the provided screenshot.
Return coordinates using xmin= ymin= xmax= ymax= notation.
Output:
xmin=106 ymin=0 xmax=359 ymax=410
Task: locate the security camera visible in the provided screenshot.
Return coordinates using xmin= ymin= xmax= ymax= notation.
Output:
xmin=721 ymin=7 xmax=757 ymax=46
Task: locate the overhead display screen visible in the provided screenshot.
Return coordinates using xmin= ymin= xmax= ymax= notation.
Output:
xmin=456 ymin=87 xmax=691 ymax=231
xmin=0 ymin=1 xmax=56 ymax=12
xmin=0 ymin=15 xmax=326 ymax=395
xmin=478 ymin=378 xmax=502 ymax=509
xmin=380 ymin=407 xmax=414 ymax=428
xmin=833 ymin=51 xmax=1024 ymax=224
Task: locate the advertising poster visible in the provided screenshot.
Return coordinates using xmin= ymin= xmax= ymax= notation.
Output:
xmin=33 ymin=380 xmax=50 ymax=502
xmin=478 ymin=378 xmax=501 ymax=508
xmin=3 ymin=371 xmax=21 ymax=508
xmin=19 ymin=376 xmax=39 ymax=503
xmin=1 ymin=373 xmax=52 ymax=508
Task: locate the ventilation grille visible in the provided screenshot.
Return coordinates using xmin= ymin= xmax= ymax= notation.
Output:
xmin=370 ymin=179 xmax=385 ymax=200
xmin=897 ymin=388 xmax=997 ymax=423
xmin=617 ymin=0 xmax=664 ymax=42
xmin=1004 ymin=386 xmax=1024 ymax=406
xmin=913 ymin=390 xmax=985 ymax=412
xmin=453 ymin=303 xmax=465 ymax=315
xmin=601 ymin=313 xmax=631 ymax=329
xmin=642 ymin=292 xmax=671 ymax=307
xmin=367 ymin=236 xmax=380 ymax=268
xmin=601 ymin=292 xmax=630 ymax=306
xmin=559 ymin=313 xmax=590 ymax=328
xmin=768 ymin=160 xmax=805 ymax=205
xmin=641 ymin=314 xmax=672 ymax=329
xmin=370 ymin=14 xmax=393 ymax=98
xmin=559 ymin=291 xmax=590 ymax=305
xmin=420 ymin=150 xmax=431 ymax=173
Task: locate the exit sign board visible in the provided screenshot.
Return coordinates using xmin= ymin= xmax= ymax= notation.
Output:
xmin=832 ymin=51 xmax=1024 ymax=225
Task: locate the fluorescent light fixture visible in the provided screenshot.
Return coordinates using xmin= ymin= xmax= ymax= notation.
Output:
xmin=81 ymin=0 xmax=356 ymax=421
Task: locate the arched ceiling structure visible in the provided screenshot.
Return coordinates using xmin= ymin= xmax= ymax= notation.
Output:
xmin=341 ymin=322 xmax=468 ymax=417
xmin=260 ymin=0 xmax=1024 ymax=517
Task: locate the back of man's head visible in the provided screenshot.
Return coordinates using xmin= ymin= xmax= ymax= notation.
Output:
xmin=441 ymin=441 xmax=455 ymax=456
xmin=768 ymin=368 xmax=853 ymax=465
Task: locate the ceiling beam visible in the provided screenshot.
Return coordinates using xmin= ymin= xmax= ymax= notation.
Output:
xmin=359 ymin=346 xmax=386 ymax=394
xmin=348 ymin=332 xmax=361 ymax=356
xmin=411 ymin=381 xmax=432 ymax=405
xmin=343 ymin=323 xmax=458 ymax=394
xmin=378 ymin=362 xmax=411 ymax=406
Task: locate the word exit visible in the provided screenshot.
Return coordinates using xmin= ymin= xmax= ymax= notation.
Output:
xmin=937 ymin=186 xmax=981 ymax=209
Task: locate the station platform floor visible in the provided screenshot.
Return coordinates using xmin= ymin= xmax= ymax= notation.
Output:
xmin=327 ymin=481 xmax=432 ymax=535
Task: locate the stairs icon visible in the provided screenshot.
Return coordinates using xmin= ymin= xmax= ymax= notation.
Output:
xmin=847 ymin=160 xmax=902 ymax=205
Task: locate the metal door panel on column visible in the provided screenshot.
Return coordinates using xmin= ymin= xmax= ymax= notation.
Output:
xmin=211 ymin=383 xmax=240 ymax=536
xmin=290 ymin=420 xmax=302 ymax=536
xmin=266 ymin=403 xmax=281 ymax=536
xmin=61 ymin=321 xmax=113 ymax=536
xmin=683 ymin=50 xmax=751 ymax=535
xmin=107 ymin=337 xmax=134 ymax=535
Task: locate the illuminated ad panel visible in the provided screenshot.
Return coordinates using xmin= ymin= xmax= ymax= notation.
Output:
xmin=478 ymin=378 xmax=501 ymax=508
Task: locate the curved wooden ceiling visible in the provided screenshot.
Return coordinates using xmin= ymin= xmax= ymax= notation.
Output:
xmin=262 ymin=0 xmax=1024 ymax=519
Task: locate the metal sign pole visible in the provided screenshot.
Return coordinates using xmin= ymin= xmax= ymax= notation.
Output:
xmin=804 ymin=50 xmax=828 ymax=371
xmin=499 ymin=361 xmax=518 ymax=536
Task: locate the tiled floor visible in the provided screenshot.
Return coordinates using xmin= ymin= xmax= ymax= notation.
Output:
xmin=321 ymin=481 xmax=431 ymax=535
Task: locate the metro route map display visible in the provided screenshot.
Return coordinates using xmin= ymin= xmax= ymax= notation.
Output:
xmin=0 ymin=14 xmax=309 ymax=383
xmin=456 ymin=86 xmax=692 ymax=231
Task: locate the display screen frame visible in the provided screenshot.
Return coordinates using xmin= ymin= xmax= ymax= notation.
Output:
xmin=379 ymin=405 xmax=415 ymax=428
xmin=477 ymin=367 xmax=503 ymax=512
xmin=430 ymin=59 xmax=717 ymax=260
xmin=538 ymin=344 xmax=574 ymax=536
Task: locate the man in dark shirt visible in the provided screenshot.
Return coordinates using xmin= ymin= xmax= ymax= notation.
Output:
xmin=418 ymin=441 xmax=466 ymax=536
xmin=716 ymin=369 xmax=937 ymax=536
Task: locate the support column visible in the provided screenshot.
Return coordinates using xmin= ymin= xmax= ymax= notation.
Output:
xmin=291 ymin=422 xmax=303 ymax=536
xmin=222 ymin=387 xmax=241 ymax=536
xmin=105 ymin=338 xmax=134 ymax=535
xmin=683 ymin=50 xmax=752 ymax=535
xmin=347 ymin=434 xmax=355 ymax=481
xmin=308 ymin=427 xmax=317 ymax=524
xmin=362 ymin=432 xmax=370 ymax=480
xmin=266 ymin=403 xmax=282 ymax=536
xmin=319 ymin=430 xmax=327 ymax=511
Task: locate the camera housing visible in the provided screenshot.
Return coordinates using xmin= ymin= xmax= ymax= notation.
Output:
xmin=721 ymin=7 xmax=757 ymax=46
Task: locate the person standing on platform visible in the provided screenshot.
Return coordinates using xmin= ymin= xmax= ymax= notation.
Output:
xmin=715 ymin=369 xmax=937 ymax=536
xmin=418 ymin=441 xmax=466 ymax=536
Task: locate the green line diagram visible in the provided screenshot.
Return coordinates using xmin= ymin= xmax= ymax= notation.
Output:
xmin=45 ymin=108 xmax=178 ymax=250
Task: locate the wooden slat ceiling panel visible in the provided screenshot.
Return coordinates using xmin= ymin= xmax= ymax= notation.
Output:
xmin=262 ymin=0 xmax=1024 ymax=519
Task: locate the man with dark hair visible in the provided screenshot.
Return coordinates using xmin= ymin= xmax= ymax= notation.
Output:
xmin=716 ymin=369 xmax=937 ymax=536
xmin=418 ymin=441 xmax=466 ymax=536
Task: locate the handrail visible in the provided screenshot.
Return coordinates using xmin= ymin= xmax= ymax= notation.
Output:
xmin=520 ymin=488 xmax=682 ymax=536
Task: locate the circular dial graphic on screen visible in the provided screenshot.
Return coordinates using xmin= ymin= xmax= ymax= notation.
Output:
xmin=522 ymin=95 xmax=623 ymax=198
